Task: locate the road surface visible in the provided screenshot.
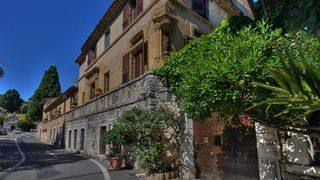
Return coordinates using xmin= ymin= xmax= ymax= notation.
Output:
xmin=0 ymin=133 xmax=108 ymax=180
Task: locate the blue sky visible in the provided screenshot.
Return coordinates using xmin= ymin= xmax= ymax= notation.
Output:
xmin=0 ymin=0 xmax=112 ymax=100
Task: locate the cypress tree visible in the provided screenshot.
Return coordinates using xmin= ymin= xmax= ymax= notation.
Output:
xmin=28 ymin=66 xmax=61 ymax=122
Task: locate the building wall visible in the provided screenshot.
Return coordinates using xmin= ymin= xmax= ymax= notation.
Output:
xmin=77 ymin=0 xmax=228 ymax=106
xmin=38 ymin=115 xmax=65 ymax=147
xmin=57 ymin=73 xmax=159 ymax=157
xmin=193 ymin=115 xmax=259 ymax=179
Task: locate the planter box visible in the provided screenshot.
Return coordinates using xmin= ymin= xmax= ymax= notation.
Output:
xmin=107 ymin=157 xmax=123 ymax=171
xmin=148 ymin=171 xmax=179 ymax=180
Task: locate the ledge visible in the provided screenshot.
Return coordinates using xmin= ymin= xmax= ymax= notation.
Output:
xmin=286 ymin=164 xmax=320 ymax=178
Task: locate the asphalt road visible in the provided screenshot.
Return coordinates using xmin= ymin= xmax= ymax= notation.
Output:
xmin=0 ymin=133 xmax=107 ymax=180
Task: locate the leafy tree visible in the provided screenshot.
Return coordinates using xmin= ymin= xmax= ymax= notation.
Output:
xmin=0 ymin=89 xmax=24 ymax=113
xmin=156 ymin=16 xmax=320 ymax=126
xmin=19 ymin=102 xmax=29 ymax=114
xmin=253 ymin=0 xmax=320 ymax=34
xmin=16 ymin=119 xmax=35 ymax=131
xmin=250 ymin=36 xmax=320 ymax=122
xmin=104 ymin=107 xmax=180 ymax=173
xmin=28 ymin=66 xmax=61 ymax=122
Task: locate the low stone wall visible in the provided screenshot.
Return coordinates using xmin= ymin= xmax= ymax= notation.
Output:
xmin=255 ymin=123 xmax=320 ymax=179
xmin=44 ymin=73 xmax=161 ymax=158
xmin=38 ymin=72 xmax=196 ymax=177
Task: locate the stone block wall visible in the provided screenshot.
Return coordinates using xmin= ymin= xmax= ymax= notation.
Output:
xmin=61 ymin=73 xmax=160 ymax=158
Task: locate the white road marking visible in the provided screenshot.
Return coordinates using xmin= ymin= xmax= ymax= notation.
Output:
xmin=0 ymin=138 xmax=26 ymax=177
xmin=79 ymin=155 xmax=111 ymax=180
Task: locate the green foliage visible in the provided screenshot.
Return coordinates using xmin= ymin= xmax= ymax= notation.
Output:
xmin=16 ymin=119 xmax=35 ymax=131
xmin=0 ymin=89 xmax=24 ymax=113
xmin=253 ymin=0 xmax=320 ymax=34
xmin=156 ymin=17 xmax=281 ymax=122
xmin=28 ymin=66 xmax=61 ymax=122
xmin=104 ymin=107 xmax=180 ymax=173
xmin=156 ymin=16 xmax=320 ymax=125
xmin=250 ymin=33 xmax=320 ymax=119
xmin=19 ymin=102 xmax=29 ymax=114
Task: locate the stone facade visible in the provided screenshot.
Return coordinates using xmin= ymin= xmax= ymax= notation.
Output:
xmin=3 ymin=114 xmax=18 ymax=131
xmin=38 ymin=0 xmax=242 ymax=178
xmin=256 ymin=123 xmax=320 ymax=179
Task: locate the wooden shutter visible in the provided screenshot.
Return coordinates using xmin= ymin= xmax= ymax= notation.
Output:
xmin=122 ymin=53 xmax=130 ymax=83
xmin=135 ymin=0 xmax=143 ymax=17
xmin=123 ymin=4 xmax=130 ymax=29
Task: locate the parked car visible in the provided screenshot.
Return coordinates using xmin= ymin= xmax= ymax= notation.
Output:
xmin=0 ymin=128 xmax=7 ymax=135
xmin=13 ymin=129 xmax=22 ymax=134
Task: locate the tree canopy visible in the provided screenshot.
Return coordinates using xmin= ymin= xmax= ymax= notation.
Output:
xmin=27 ymin=66 xmax=61 ymax=122
xmin=253 ymin=0 xmax=320 ymax=34
xmin=0 ymin=89 xmax=24 ymax=113
xmin=156 ymin=16 xmax=320 ymax=126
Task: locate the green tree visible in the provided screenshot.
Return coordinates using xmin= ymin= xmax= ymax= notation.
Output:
xmin=19 ymin=102 xmax=29 ymax=114
xmin=0 ymin=89 xmax=24 ymax=113
xmin=16 ymin=119 xmax=35 ymax=131
xmin=28 ymin=66 xmax=61 ymax=122
xmin=253 ymin=0 xmax=320 ymax=34
xmin=250 ymin=36 xmax=320 ymax=121
xmin=156 ymin=17 xmax=320 ymax=126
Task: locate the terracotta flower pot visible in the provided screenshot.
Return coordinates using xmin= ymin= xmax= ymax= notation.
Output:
xmin=107 ymin=157 xmax=123 ymax=171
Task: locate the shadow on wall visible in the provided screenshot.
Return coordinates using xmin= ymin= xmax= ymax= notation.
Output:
xmin=194 ymin=115 xmax=259 ymax=180
xmin=218 ymin=125 xmax=259 ymax=179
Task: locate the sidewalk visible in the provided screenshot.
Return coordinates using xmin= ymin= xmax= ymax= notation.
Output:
xmin=95 ymin=159 xmax=140 ymax=180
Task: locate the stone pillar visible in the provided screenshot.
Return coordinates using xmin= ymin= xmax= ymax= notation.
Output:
xmin=180 ymin=115 xmax=196 ymax=179
xmin=255 ymin=122 xmax=282 ymax=180
xmin=143 ymin=74 xmax=160 ymax=109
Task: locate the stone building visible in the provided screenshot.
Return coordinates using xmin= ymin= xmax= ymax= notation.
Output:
xmin=3 ymin=114 xmax=18 ymax=131
xmin=38 ymin=0 xmax=260 ymax=178
xmin=38 ymin=86 xmax=78 ymax=147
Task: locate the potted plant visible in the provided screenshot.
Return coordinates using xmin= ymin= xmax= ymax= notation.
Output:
xmin=95 ymin=88 xmax=103 ymax=97
xmin=103 ymin=128 xmax=127 ymax=171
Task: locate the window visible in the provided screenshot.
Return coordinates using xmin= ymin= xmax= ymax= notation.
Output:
xmin=74 ymin=129 xmax=78 ymax=150
xmin=123 ymin=0 xmax=143 ymax=30
xmin=82 ymin=92 xmax=85 ymax=104
xmin=194 ymin=30 xmax=202 ymax=38
xmin=192 ymin=0 xmax=207 ymax=19
xmin=104 ymin=71 xmax=110 ymax=92
xmin=99 ymin=126 xmax=107 ymax=154
xmin=122 ymin=53 xmax=130 ymax=83
xmin=68 ymin=130 xmax=72 ymax=148
xmin=70 ymin=93 xmax=78 ymax=109
xmin=135 ymin=0 xmax=143 ymax=18
xmin=104 ymin=30 xmax=110 ymax=49
xmin=90 ymin=82 xmax=96 ymax=100
xmin=80 ymin=129 xmax=85 ymax=151
xmin=133 ymin=49 xmax=144 ymax=78
xmin=59 ymin=126 xmax=63 ymax=140
xmin=123 ymin=4 xmax=131 ymax=29
xmin=88 ymin=45 xmax=97 ymax=65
